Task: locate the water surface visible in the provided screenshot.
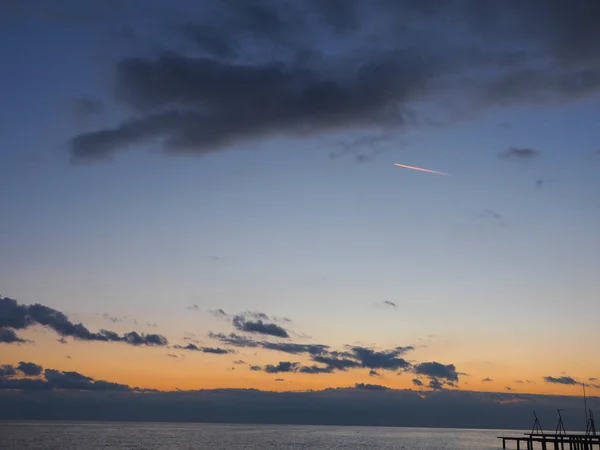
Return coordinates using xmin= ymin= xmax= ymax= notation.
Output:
xmin=0 ymin=421 xmax=513 ymax=450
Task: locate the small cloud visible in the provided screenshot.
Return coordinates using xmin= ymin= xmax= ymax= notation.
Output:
xmin=249 ymin=365 xmax=262 ymax=371
xmin=514 ymin=380 xmax=524 ymax=384
xmin=412 ymin=378 xmax=423 ymax=387
xmin=369 ymin=370 xmax=381 ymax=377
xmin=186 ymin=305 xmax=200 ymax=311
xmin=166 ymin=354 xmax=178 ymax=358
xmin=232 ymin=315 xmax=289 ymax=338
xmin=480 ymin=209 xmax=505 ymax=226
xmin=589 ymin=377 xmax=598 ymax=382
xmin=506 ymin=386 xmax=512 ymax=391
xmin=354 ymin=383 xmax=389 ymax=391
xmin=274 ymin=378 xmax=285 ymax=382
xmin=498 ymin=147 xmax=540 ymax=161
xmin=209 ymin=308 xmax=228 ymax=318
xmin=375 ymin=300 xmax=397 ymax=308
xmin=535 ymin=179 xmax=544 ymax=189
xmin=146 ymin=322 xmax=158 ymax=328
xmin=482 ymin=377 xmax=493 ymax=382
xmin=102 ymin=313 xmax=121 ymax=323
xmin=233 ymin=360 xmax=246 ymax=365
xmin=544 ymin=376 xmax=579 ymax=385
xmin=173 ymin=344 xmax=234 ymax=354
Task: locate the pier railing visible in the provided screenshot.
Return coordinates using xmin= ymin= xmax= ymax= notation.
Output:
xmin=498 ymin=433 xmax=600 ymax=450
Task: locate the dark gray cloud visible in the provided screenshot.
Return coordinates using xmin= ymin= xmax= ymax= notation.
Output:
xmin=428 ymin=379 xmax=445 ymax=391
xmin=2 ymin=386 xmax=599 ymax=428
xmin=412 ymin=378 xmax=423 ymax=387
xmin=264 ymin=362 xmax=299 ymax=374
xmin=0 ymin=362 xmax=143 ymax=392
xmin=535 ymin=179 xmax=544 ymax=189
xmin=414 ymin=361 xmax=460 ymax=389
xmin=349 ymin=346 xmax=412 ymax=370
xmin=543 ymin=376 xmax=579 ymax=385
xmin=482 ymin=378 xmax=494 ymax=382
xmin=173 ymin=343 xmax=235 ymax=354
xmin=274 ymin=378 xmax=285 ymax=382
xmin=67 ymin=1 xmax=600 ymax=163
xmin=167 ymin=353 xmax=179 ymax=358
xmin=232 ymin=315 xmax=289 ymax=338
xmin=590 ymin=377 xmax=598 ymax=382
xmin=209 ymin=331 xmax=415 ymax=374
xmin=0 ymin=296 xmax=168 ymax=347
xmin=498 ymin=147 xmax=540 ymax=161
xmin=0 ymin=365 xmax=17 ymax=378
xmin=382 ymin=300 xmax=397 ymax=308
xmin=369 ymin=370 xmax=381 ymax=377
xmin=17 ymin=362 xmax=43 ymax=376
xmin=186 ymin=304 xmax=200 ymax=311
xmin=0 ymin=327 xmax=26 ymax=343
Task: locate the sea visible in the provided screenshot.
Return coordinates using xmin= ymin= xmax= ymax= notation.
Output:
xmin=0 ymin=421 xmax=515 ymax=449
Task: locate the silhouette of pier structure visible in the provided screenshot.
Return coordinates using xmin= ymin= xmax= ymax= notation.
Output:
xmin=498 ymin=409 xmax=598 ymax=449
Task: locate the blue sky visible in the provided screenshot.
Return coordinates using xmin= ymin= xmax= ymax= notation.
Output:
xmin=1 ymin=1 xmax=600 ymax=399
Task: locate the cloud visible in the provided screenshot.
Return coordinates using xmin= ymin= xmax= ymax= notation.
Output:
xmin=264 ymin=362 xmax=299 ymax=374
xmin=482 ymin=378 xmax=494 ymax=382
xmin=480 ymin=209 xmax=504 ymax=226
xmin=506 ymin=386 xmax=513 ymax=391
xmin=382 ymin=300 xmax=397 ymax=308
xmin=0 ymin=296 xmax=168 ymax=347
xmin=173 ymin=343 xmax=235 ymax=354
xmin=590 ymin=377 xmax=598 ymax=382
xmin=0 ymin=328 xmax=26 ymax=343
xmin=166 ymin=354 xmax=179 ymax=358
xmin=535 ymin=180 xmax=544 ymax=189
xmin=369 ymin=370 xmax=380 ymax=377
xmin=66 ymin=2 xmax=600 ymax=163
xmin=354 ymin=383 xmax=390 ymax=391
xmin=232 ymin=315 xmax=289 ymax=338
xmin=209 ymin=308 xmax=228 ymax=317
xmin=413 ymin=362 xmax=460 ymax=390
xmin=101 ymin=313 xmax=121 ymax=323
xmin=2 ymin=386 xmax=599 ymax=428
xmin=274 ymin=378 xmax=285 ymax=382
xmin=543 ymin=376 xmax=579 ymax=385
xmin=428 ymin=379 xmax=445 ymax=391
xmin=0 ymin=363 xmax=143 ymax=392
xmin=17 ymin=362 xmax=43 ymax=376
xmin=0 ymin=365 xmax=17 ymax=378
xmin=412 ymin=378 xmax=423 ymax=387
xmin=209 ymin=332 xmax=415 ymax=375
xmin=348 ymin=346 xmax=412 ymax=371
xmin=498 ymin=147 xmax=540 ymax=161
xmin=186 ymin=305 xmax=200 ymax=311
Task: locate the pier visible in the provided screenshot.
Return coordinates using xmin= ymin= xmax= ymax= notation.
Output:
xmin=499 ymin=409 xmax=598 ymax=450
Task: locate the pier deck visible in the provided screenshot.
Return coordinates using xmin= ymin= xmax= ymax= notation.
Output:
xmin=498 ymin=434 xmax=600 ymax=450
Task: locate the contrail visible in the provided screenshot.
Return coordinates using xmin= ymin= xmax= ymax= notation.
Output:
xmin=394 ymin=163 xmax=449 ymax=176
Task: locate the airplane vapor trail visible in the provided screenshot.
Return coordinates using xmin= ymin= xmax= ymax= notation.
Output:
xmin=394 ymin=163 xmax=449 ymax=176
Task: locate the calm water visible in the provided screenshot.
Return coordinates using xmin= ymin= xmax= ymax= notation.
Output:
xmin=0 ymin=421 xmax=513 ymax=450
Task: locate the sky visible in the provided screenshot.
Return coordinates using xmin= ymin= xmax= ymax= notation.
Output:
xmin=1 ymin=0 xmax=600 ymax=425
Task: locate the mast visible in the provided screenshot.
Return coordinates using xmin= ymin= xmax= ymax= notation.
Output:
xmin=583 ymin=382 xmax=589 ymax=430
